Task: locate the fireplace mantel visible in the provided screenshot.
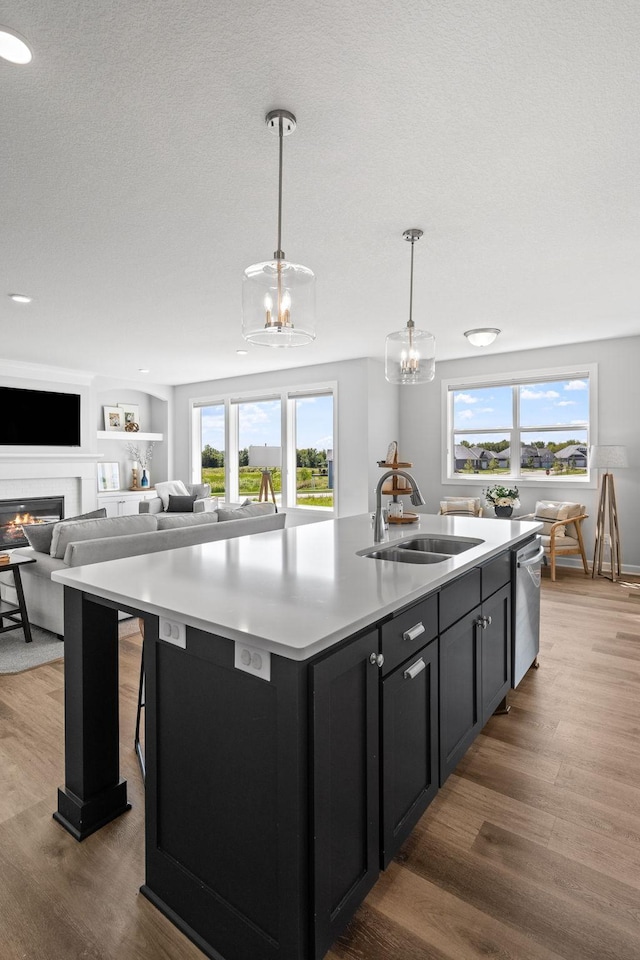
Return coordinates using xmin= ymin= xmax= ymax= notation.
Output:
xmin=0 ymin=453 xmax=101 ymax=515
xmin=0 ymin=453 xmax=102 ymax=461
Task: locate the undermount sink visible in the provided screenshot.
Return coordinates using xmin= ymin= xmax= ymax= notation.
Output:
xmin=397 ymin=536 xmax=483 ymax=555
xmin=366 ymin=548 xmax=452 ymax=565
xmin=360 ymin=534 xmax=484 ymax=565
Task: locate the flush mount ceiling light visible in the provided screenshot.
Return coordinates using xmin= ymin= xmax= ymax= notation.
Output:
xmin=9 ymin=293 xmax=32 ymax=303
xmin=0 ymin=26 xmax=32 ymax=64
xmin=385 ymin=229 xmax=435 ymax=385
xmin=242 ymin=109 xmax=316 ymax=347
xmin=464 ymin=327 xmax=501 ymax=347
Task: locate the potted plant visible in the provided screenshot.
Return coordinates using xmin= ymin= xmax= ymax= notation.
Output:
xmin=484 ymin=484 xmax=520 ymax=518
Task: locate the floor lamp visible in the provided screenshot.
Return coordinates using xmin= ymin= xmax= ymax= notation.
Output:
xmin=248 ymin=445 xmax=281 ymax=507
xmin=590 ymin=444 xmax=628 ymax=581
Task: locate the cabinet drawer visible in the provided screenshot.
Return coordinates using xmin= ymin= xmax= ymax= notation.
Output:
xmin=481 ymin=551 xmax=511 ymax=600
xmin=380 ymin=594 xmax=438 ymax=676
xmin=439 ymin=568 xmax=481 ymax=633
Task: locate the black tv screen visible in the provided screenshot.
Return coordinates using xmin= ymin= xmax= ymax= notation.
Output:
xmin=1 ymin=386 xmax=81 ymax=446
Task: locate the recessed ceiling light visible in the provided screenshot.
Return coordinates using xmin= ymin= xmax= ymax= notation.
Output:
xmin=236 ymin=349 xmax=249 ymax=356
xmin=464 ymin=328 xmax=501 ymax=347
xmin=138 ymin=368 xmax=150 ymax=374
xmin=0 ymin=27 xmax=32 ymax=65
xmin=9 ymin=293 xmax=32 ymax=303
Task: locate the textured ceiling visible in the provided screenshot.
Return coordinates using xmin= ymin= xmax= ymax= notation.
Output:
xmin=1 ymin=0 xmax=639 ymax=385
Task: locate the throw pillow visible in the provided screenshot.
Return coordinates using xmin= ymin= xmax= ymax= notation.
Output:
xmin=533 ymin=501 xmax=570 ymax=537
xmin=217 ymin=502 xmax=276 ymax=521
xmin=23 ymin=508 xmax=107 ymax=554
xmin=166 ymin=494 xmax=197 ymax=513
xmin=155 ymin=480 xmax=190 ymax=511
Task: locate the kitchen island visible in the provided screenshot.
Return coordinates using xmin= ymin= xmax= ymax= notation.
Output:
xmin=52 ymin=512 xmax=541 ymax=960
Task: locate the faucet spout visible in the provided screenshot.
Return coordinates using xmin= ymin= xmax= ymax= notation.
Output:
xmin=373 ymin=469 xmax=425 ymax=542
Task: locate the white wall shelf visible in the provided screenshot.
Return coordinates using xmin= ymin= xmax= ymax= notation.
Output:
xmin=97 ymin=431 xmax=163 ymax=442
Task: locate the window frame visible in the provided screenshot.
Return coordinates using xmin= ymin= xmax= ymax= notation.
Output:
xmin=441 ymin=363 xmax=598 ymax=488
xmin=190 ymin=381 xmax=338 ymax=514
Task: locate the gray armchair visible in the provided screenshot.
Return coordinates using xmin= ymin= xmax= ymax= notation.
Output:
xmin=139 ymin=482 xmax=216 ymax=515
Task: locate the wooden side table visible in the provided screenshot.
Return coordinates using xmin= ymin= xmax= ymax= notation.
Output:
xmin=0 ymin=555 xmax=37 ymax=643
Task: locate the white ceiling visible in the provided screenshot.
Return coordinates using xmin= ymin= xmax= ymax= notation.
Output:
xmin=1 ymin=0 xmax=639 ymax=386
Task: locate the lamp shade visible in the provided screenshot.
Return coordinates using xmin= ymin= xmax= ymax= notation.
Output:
xmin=589 ymin=445 xmax=628 ymax=469
xmin=248 ymin=445 xmax=281 ymax=468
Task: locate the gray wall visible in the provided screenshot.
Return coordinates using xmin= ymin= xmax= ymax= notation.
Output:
xmin=172 ymin=358 xmax=399 ymax=522
xmin=398 ymin=335 xmax=640 ymax=571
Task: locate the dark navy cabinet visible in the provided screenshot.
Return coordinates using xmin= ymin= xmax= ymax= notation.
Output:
xmin=311 ymin=629 xmax=381 ymax=959
xmin=381 ymin=638 xmax=439 ymax=867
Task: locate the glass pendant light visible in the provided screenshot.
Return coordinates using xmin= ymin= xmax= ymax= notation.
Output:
xmin=385 ymin=229 xmax=435 ymax=384
xmin=242 ymin=109 xmax=316 ymax=347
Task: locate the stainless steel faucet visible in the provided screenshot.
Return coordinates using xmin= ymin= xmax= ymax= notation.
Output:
xmin=373 ymin=470 xmax=425 ymax=542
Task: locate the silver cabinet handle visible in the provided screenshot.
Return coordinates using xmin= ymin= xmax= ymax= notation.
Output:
xmin=403 ymin=621 xmax=425 ymax=643
xmin=474 ymin=615 xmax=492 ymax=630
xmin=369 ymin=652 xmax=385 ymax=667
xmin=404 ymin=657 xmax=426 ymax=680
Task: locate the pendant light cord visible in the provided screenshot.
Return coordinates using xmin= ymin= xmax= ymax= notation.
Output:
xmin=408 ymin=236 xmax=415 ymax=328
xmin=275 ymin=115 xmax=284 ymax=260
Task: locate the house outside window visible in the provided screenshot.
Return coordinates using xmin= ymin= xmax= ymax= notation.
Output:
xmin=192 ymin=383 xmax=336 ymax=512
xmin=442 ymin=365 xmax=596 ymax=484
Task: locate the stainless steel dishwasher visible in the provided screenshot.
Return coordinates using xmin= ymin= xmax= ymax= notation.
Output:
xmin=513 ymin=536 xmax=544 ymax=687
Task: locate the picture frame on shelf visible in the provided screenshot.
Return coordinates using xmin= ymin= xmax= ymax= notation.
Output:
xmin=97 ymin=462 xmax=120 ymax=492
xmin=103 ymin=406 xmax=123 ymax=431
xmin=117 ymin=403 xmax=140 ymax=431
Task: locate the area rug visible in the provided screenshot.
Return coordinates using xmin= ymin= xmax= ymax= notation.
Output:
xmin=0 ymin=617 xmax=142 ymax=675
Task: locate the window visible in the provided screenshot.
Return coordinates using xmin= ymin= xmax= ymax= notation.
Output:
xmin=293 ymin=392 xmax=334 ymax=509
xmin=199 ymin=403 xmax=226 ymax=500
xmin=443 ymin=366 xmax=595 ymax=483
xmin=192 ymin=383 xmax=336 ymax=512
xmin=237 ymin=398 xmax=282 ymax=506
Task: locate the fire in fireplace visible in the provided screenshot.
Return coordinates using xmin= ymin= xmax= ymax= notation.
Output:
xmin=0 ymin=496 xmax=65 ymax=550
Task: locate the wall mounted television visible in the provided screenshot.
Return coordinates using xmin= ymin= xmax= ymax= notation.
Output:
xmin=0 ymin=386 xmax=81 ymax=446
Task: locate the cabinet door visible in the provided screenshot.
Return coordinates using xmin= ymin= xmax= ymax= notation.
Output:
xmin=481 ymin=583 xmax=511 ymax=721
xmin=381 ymin=640 xmax=439 ymax=867
xmin=439 ymin=607 xmax=482 ymax=784
xmin=119 ymin=497 xmax=141 ymax=516
xmin=312 ymin=629 xmax=380 ymax=959
xmin=98 ymin=496 xmax=121 ymax=518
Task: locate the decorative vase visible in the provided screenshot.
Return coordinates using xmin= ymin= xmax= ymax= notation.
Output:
xmin=495 ymin=505 xmax=513 ymax=518
xmin=141 ymin=469 xmax=149 ymax=488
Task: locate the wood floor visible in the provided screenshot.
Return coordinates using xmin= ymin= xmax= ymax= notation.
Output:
xmin=1 ymin=570 xmax=639 ymax=959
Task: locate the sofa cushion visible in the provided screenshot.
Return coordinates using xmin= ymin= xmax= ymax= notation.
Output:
xmin=156 ymin=512 xmax=220 ymax=530
xmin=23 ymin=508 xmax=108 ymax=553
xmin=50 ymin=513 xmax=158 ymax=559
xmin=217 ymin=502 xmax=276 ymax=521
xmin=167 ymin=494 xmax=197 ymax=512
xmin=155 ymin=480 xmax=190 ymax=510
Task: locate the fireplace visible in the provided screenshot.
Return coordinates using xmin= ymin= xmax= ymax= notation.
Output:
xmin=0 ymin=496 xmax=65 ymax=550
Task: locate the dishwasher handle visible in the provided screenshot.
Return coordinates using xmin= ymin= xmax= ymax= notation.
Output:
xmin=518 ymin=546 xmax=545 ymax=567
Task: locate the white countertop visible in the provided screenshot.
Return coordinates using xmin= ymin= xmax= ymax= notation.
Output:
xmin=52 ymin=513 xmax=541 ymax=661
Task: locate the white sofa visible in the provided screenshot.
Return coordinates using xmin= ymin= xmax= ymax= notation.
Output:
xmin=2 ymin=503 xmax=285 ymax=636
